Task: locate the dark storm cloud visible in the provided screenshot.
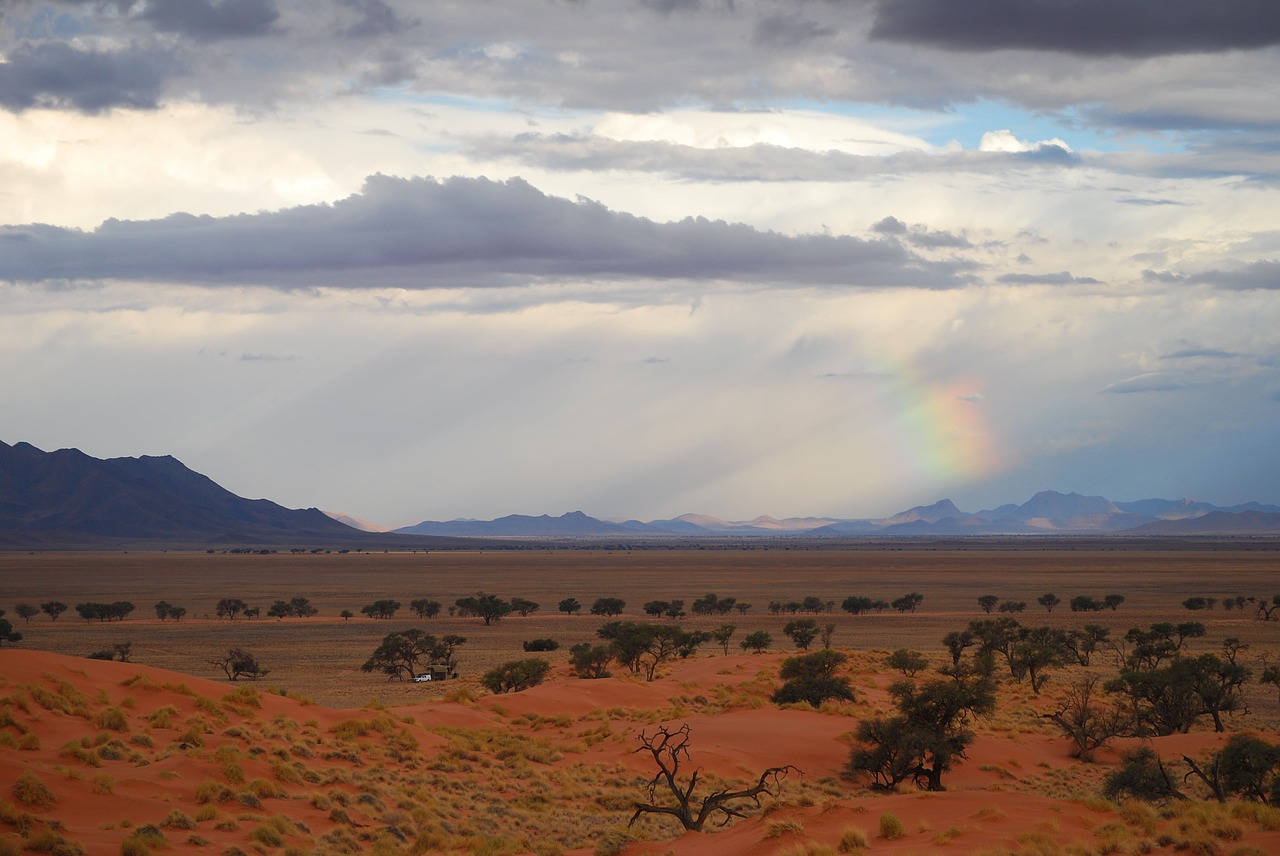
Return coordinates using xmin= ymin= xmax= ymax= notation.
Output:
xmin=753 ymin=13 xmax=835 ymax=48
xmin=0 ymin=40 xmax=173 ymax=112
xmin=336 ymin=0 xmax=414 ymax=39
xmin=869 ymin=0 xmax=1280 ymax=57
xmin=0 ymin=174 xmax=972 ymax=289
xmin=1144 ymin=260 xmax=1280 ymax=290
xmin=137 ymin=0 xmax=279 ymax=40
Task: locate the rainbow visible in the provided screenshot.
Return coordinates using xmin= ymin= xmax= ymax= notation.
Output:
xmin=877 ymin=363 xmax=1003 ymax=486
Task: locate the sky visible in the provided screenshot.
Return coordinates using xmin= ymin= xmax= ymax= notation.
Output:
xmin=2 ymin=0 xmax=1279 ymax=527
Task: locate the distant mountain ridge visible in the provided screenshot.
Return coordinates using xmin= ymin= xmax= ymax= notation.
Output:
xmin=0 ymin=441 xmax=365 ymax=547
xmin=396 ymin=490 xmax=1280 ymax=538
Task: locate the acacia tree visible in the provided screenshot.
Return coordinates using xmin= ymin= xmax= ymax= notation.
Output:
xmin=215 ymin=598 xmax=248 ymax=620
xmin=212 ymin=648 xmax=268 ymax=681
xmin=409 ymin=598 xmax=441 ymax=619
xmin=1037 ymin=593 xmax=1061 ymax=613
xmin=289 ymin=596 xmax=317 ymax=617
xmin=773 ymin=649 xmax=856 ymax=707
xmin=558 ymin=597 xmax=582 ymax=616
xmin=40 ymin=601 xmax=67 ymax=621
xmin=569 ymin=643 xmax=613 ymax=678
xmin=510 ymin=597 xmax=540 ymax=617
xmin=456 ymin=593 xmax=512 ymax=625
xmin=977 ymin=595 xmax=999 ymax=614
xmin=740 ymin=630 xmax=772 ymax=653
xmin=598 ymin=621 xmax=707 ymax=681
xmin=782 ymin=618 xmax=819 ymax=650
xmin=14 ymin=604 xmax=38 ymax=623
xmin=0 ymin=610 xmax=20 ymax=646
xmin=1182 ymin=734 xmax=1280 ymax=804
xmin=628 ymin=724 xmax=797 ymax=832
xmin=361 ymin=629 xmax=466 ymax=681
xmin=846 ymin=667 xmax=996 ymax=791
xmin=361 ymin=599 xmax=401 ymax=619
xmin=942 ymin=629 xmax=976 ymax=666
xmin=710 ymin=624 xmax=736 ymax=655
xmin=590 ymin=597 xmax=625 ymax=616
xmin=892 ymin=592 xmax=924 ymax=613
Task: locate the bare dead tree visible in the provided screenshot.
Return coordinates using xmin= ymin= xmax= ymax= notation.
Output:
xmin=1043 ymin=674 xmax=1129 ymax=761
xmin=628 ymin=723 xmax=797 ymax=831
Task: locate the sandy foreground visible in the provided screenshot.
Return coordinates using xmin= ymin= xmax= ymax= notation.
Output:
xmin=3 ymin=647 xmax=1280 ymax=856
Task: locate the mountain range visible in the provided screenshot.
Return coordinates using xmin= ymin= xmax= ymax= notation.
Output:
xmin=3 ymin=439 xmax=1280 ymax=548
xmin=395 ymin=493 xmax=1280 ymax=538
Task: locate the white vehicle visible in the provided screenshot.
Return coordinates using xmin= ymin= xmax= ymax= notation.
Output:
xmin=413 ymin=673 xmax=433 ymax=682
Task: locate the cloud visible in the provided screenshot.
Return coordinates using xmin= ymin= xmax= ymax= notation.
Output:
xmin=0 ymin=41 xmax=173 ymax=113
xmin=465 ymin=132 xmax=1085 ymax=183
xmin=1162 ymin=348 xmax=1240 ymax=360
xmin=996 ymin=271 xmax=1102 ymax=285
xmin=0 ymin=174 xmax=973 ymax=290
xmin=336 ymin=0 xmax=415 ymax=39
xmin=1102 ymin=373 xmax=1189 ymax=394
xmin=868 ymin=0 xmax=1280 ymax=57
xmin=871 ymin=215 xmax=972 ymax=249
xmin=137 ymin=0 xmax=280 ymax=41
xmin=752 ymin=13 xmax=836 ymax=48
xmin=1117 ymin=197 xmax=1188 ymax=206
xmin=1144 ymin=260 xmax=1280 ymax=290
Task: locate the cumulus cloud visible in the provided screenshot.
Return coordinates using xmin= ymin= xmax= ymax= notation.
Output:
xmin=0 ymin=41 xmax=174 ymax=113
xmin=868 ymin=0 xmax=1280 ymax=57
xmin=0 ymin=174 xmax=973 ymax=289
xmin=871 ymin=216 xmax=972 ymax=249
xmin=978 ymin=129 xmax=1075 ymax=157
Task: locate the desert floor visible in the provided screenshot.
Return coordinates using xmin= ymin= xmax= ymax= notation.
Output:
xmin=2 ymin=545 xmax=1279 ymax=855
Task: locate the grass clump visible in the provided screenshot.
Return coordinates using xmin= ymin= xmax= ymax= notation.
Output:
xmin=12 ymin=772 xmax=55 ymax=809
xmin=160 ymin=810 xmax=196 ymax=830
xmin=118 ymin=827 xmax=167 ymax=855
xmin=94 ymin=707 xmax=129 ymax=732
xmin=765 ymin=818 xmax=805 ymax=838
xmin=837 ymin=825 xmax=869 ymax=852
xmin=878 ymin=812 xmax=906 ymax=840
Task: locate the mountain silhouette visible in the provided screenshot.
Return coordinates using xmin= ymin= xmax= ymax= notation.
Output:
xmin=0 ymin=441 xmax=363 ymax=547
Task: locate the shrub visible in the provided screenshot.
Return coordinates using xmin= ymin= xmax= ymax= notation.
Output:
xmin=482 ymin=659 xmax=551 ymax=694
xmin=522 ymin=639 xmax=560 ymax=652
xmin=1104 ymin=747 xmax=1184 ymax=803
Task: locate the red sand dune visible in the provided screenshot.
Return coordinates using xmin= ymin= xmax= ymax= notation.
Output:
xmin=3 ymin=649 xmax=1280 ymax=856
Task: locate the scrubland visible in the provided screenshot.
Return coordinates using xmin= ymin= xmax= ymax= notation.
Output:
xmin=1 ymin=545 xmax=1279 ymax=855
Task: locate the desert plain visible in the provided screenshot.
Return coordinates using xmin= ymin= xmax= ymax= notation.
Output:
xmin=2 ymin=543 xmax=1279 ymax=855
